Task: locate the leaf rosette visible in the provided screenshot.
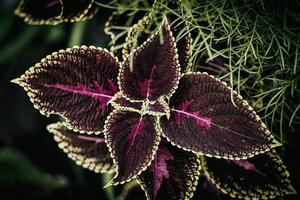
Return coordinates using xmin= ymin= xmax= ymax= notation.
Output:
xmin=12 ymin=15 xmax=290 ymax=200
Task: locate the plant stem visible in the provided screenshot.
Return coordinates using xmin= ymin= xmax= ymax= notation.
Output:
xmin=102 ymin=173 xmax=115 ymax=200
xmin=68 ymin=21 xmax=87 ymax=47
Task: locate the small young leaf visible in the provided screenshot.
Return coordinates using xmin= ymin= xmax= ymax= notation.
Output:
xmin=104 ymin=110 xmax=161 ymax=185
xmin=47 ymin=122 xmax=115 ymax=173
xmin=119 ymin=22 xmax=180 ymax=101
xmin=15 ymin=0 xmax=98 ymax=25
xmin=12 ymin=46 xmax=120 ymax=133
xmin=137 ymin=142 xmax=201 ymax=200
xmin=110 ymin=92 xmax=169 ymax=116
xmin=109 ymin=92 xmax=143 ymax=113
xmin=161 ymin=72 xmax=279 ymax=159
xmin=203 ymin=150 xmax=295 ymax=199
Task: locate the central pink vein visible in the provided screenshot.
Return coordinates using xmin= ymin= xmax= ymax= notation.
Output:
xmin=44 ymin=79 xmax=117 ymax=109
xmin=230 ymin=160 xmax=265 ymax=176
xmin=47 ymin=0 xmax=61 ymax=7
xmin=172 ymin=100 xmax=211 ymax=129
xmin=77 ymin=135 xmax=105 ymax=144
xmin=138 ymin=65 xmax=157 ymax=98
xmin=125 ymin=117 xmax=145 ymax=159
xmin=150 ymin=146 xmax=174 ymax=199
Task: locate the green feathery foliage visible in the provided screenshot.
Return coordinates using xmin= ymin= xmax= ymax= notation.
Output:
xmin=99 ymin=0 xmax=300 ymax=144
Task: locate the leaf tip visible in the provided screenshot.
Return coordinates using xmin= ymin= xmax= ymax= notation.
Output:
xmin=271 ymin=139 xmax=283 ymax=148
xmin=11 ymin=78 xmax=22 ymax=85
xmin=287 ymin=185 xmax=297 ymax=195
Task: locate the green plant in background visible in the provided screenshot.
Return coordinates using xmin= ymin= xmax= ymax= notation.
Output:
xmin=103 ymin=0 xmax=300 ymax=144
xmin=8 ymin=0 xmax=299 ymax=199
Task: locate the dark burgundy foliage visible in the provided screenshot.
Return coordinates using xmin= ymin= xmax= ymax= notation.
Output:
xmin=12 ymin=15 xmax=289 ymax=199
xmin=15 ymin=0 xmax=97 ymax=25
xmin=123 ymin=0 xmax=192 ymax=73
xmin=119 ymin=22 xmax=180 ymax=101
xmin=138 ymin=142 xmax=200 ymax=200
xmin=47 ymin=122 xmax=115 ymax=173
xmin=167 ymin=16 xmax=192 ymax=73
xmin=161 ymin=73 xmax=276 ymax=159
xmin=204 ymin=150 xmax=294 ymax=199
xmin=17 ymin=0 xmax=63 ymax=20
xmin=104 ymin=110 xmax=160 ymax=184
xmin=195 ymin=176 xmax=224 ymax=200
xmin=61 ymin=0 xmax=95 ymax=19
xmin=13 ymin=46 xmax=119 ymax=133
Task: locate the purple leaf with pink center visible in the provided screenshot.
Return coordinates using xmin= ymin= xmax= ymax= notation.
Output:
xmin=137 ymin=143 xmax=200 ymax=200
xmin=161 ymin=72 xmax=278 ymax=159
xmin=12 ymin=46 xmax=119 ymax=133
xmin=203 ymin=150 xmax=295 ymax=199
xmin=119 ymin=22 xmax=180 ymax=101
xmin=47 ymin=122 xmax=115 ymax=173
xmin=104 ymin=110 xmax=161 ymax=184
xmin=122 ymin=1 xmax=192 ymax=73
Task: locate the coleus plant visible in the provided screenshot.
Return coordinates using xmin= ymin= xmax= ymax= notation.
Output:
xmin=15 ymin=0 xmax=98 ymax=25
xmin=12 ymin=20 xmax=293 ymax=199
xmin=46 ymin=123 xmax=294 ymax=199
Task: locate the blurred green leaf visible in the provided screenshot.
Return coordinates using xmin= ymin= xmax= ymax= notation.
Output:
xmin=0 ymin=148 xmax=68 ymax=198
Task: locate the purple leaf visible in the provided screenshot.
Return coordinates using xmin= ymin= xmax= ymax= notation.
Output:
xmin=12 ymin=46 xmax=120 ymax=133
xmin=61 ymin=0 xmax=98 ymax=21
xmin=203 ymin=150 xmax=295 ymax=199
xmin=230 ymin=160 xmax=256 ymax=171
xmin=160 ymin=72 xmax=279 ymax=159
xmin=119 ymin=22 xmax=180 ymax=101
xmin=137 ymin=143 xmax=201 ymax=200
xmin=167 ymin=13 xmax=192 ymax=73
xmin=104 ymin=110 xmax=161 ymax=184
xmin=110 ymin=92 xmax=169 ymax=116
xmin=122 ymin=1 xmax=192 ymax=73
xmin=149 ymin=145 xmax=174 ymax=199
xmin=15 ymin=0 xmax=97 ymax=25
xmin=110 ymin=92 xmax=143 ymax=112
xmin=47 ymin=122 xmax=115 ymax=173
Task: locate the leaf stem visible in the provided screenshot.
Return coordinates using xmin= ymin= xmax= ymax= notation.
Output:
xmin=68 ymin=21 xmax=87 ymax=47
xmin=102 ymin=173 xmax=115 ymax=200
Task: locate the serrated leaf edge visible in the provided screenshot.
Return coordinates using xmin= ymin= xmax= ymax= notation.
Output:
xmin=118 ymin=20 xmax=181 ymax=103
xmin=11 ymin=45 xmax=120 ymax=134
xmin=136 ymin=146 xmax=202 ymax=200
xmin=14 ymin=0 xmax=97 ymax=25
xmin=160 ymin=71 xmax=280 ymax=160
xmin=103 ymin=109 xmax=162 ymax=186
xmin=47 ymin=122 xmax=115 ymax=173
xmin=201 ymin=150 xmax=295 ymax=199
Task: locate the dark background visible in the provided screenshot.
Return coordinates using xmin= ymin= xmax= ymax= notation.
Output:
xmin=0 ymin=0 xmax=299 ymax=200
